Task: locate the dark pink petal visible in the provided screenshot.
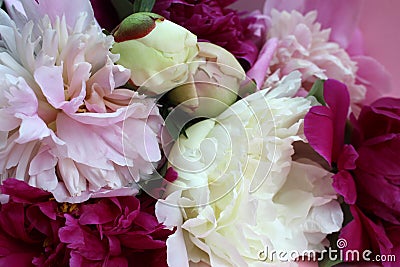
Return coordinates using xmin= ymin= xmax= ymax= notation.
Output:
xmin=0 ymin=252 xmax=38 ymax=266
xmin=337 ymin=144 xmax=358 ymax=171
xmin=356 ymin=98 xmax=400 ymax=141
xmin=0 ymin=178 xmax=51 ymax=203
xmin=26 ymin=203 xmax=56 ymax=237
xmin=357 ymin=134 xmax=400 ymax=177
xmin=119 ymin=232 xmax=166 ymax=250
xmin=323 ymin=79 xmax=350 ymax=161
xmin=332 ymin=171 xmax=356 ymax=204
xmin=107 ymin=235 xmax=122 ymax=256
xmin=354 ymin=136 xmax=400 ymax=224
xmin=105 ymin=257 xmax=128 ymax=267
xmin=340 ymin=206 xmax=393 ymax=259
xmin=79 ymin=199 xmax=120 ymax=225
xmin=304 ymin=105 xmax=334 ymax=164
xmin=165 ymin=167 xmax=178 ymax=183
xmin=305 ymin=79 xmax=350 ymax=165
xmin=134 ymin=212 xmax=160 ymax=232
xmin=59 ymin=215 xmax=107 ymax=261
xmin=0 ymin=203 xmax=31 ymax=242
xmin=384 ymin=226 xmax=400 ymax=267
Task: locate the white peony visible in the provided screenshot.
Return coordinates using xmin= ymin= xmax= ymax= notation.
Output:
xmin=156 ymin=72 xmax=343 ymax=266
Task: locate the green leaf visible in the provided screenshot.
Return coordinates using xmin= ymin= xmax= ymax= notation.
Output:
xmin=307 ymin=79 xmax=326 ymax=106
xmin=133 ymin=0 xmax=156 ymax=13
xmin=111 ymin=0 xmax=134 ymax=21
xmin=318 ymin=258 xmax=342 ymax=267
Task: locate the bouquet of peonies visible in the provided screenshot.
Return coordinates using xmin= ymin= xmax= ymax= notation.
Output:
xmin=0 ymin=0 xmax=398 ymax=266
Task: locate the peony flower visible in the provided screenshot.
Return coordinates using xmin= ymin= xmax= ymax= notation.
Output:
xmin=156 ymin=72 xmax=343 ymax=266
xmin=0 ymin=178 xmax=69 ymax=266
xmin=111 ymin=12 xmax=199 ymax=95
xmin=0 ymin=178 xmax=173 ymax=267
xmin=337 ymin=98 xmax=400 ymax=266
xmin=304 ymin=81 xmax=400 ymax=266
xmin=0 ymin=0 xmax=164 ymax=202
xmin=256 ymin=0 xmax=393 ymax=109
xmin=167 ymin=42 xmax=246 ymax=117
xmin=59 ymin=193 xmax=172 ymax=267
xmin=265 ymin=10 xmax=365 ymax=109
xmin=152 ymin=0 xmax=260 ymax=69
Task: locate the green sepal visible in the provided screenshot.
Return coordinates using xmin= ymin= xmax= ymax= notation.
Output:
xmin=113 ymin=12 xmax=164 ymax=42
xmin=307 ymin=79 xmax=326 ymax=106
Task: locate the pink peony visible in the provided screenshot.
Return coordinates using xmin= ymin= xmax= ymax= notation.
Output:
xmin=0 ymin=178 xmax=173 ymax=267
xmin=254 ymin=0 xmax=392 ymax=110
xmin=305 ymin=81 xmax=400 ymax=266
xmin=264 ymin=10 xmax=365 ymax=110
xmin=0 ymin=0 xmax=164 ymax=202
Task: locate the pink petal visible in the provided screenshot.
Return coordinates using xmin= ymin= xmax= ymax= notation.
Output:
xmin=303 ymin=0 xmax=363 ymax=49
xmin=56 ymin=112 xmax=124 ymax=169
xmin=34 ymin=66 xmax=65 ymax=109
xmin=52 ymin=182 xmax=91 ymax=203
xmin=18 ymin=0 xmax=95 ymax=28
xmin=346 ymin=28 xmax=365 ymax=56
xmin=15 ymin=115 xmax=50 ymax=144
xmin=246 ymin=37 xmax=278 ymax=89
xmin=28 ymin=146 xmax=58 ymax=191
xmin=123 ymin=118 xmax=161 ymax=163
xmin=264 ymin=0 xmax=363 ymax=49
xmin=57 ymin=158 xmax=86 ymax=197
xmin=91 ymin=187 xmax=138 ymax=198
xmin=353 ymin=55 xmax=393 ymax=105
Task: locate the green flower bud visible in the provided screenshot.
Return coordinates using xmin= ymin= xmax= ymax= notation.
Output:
xmin=111 ymin=12 xmax=199 ymax=94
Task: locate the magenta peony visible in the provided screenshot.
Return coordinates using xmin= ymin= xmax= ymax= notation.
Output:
xmin=305 ymin=81 xmax=400 ymax=266
xmin=0 ymin=178 xmax=173 ymax=267
xmin=0 ymin=178 xmax=68 ymax=266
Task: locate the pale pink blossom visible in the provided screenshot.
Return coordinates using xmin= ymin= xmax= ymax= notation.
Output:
xmin=265 ymin=10 xmax=366 ymax=110
xmin=0 ymin=0 xmax=164 ymax=202
xmin=258 ymin=0 xmax=393 ymax=109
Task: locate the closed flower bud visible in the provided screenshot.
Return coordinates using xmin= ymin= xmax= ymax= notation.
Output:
xmin=111 ymin=12 xmax=199 ymax=94
xmin=168 ymin=42 xmax=246 ymax=117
